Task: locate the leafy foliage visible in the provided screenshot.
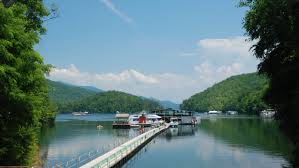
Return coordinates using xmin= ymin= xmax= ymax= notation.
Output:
xmin=181 ymin=73 xmax=269 ymax=114
xmin=241 ymin=0 xmax=299 ymax=166
xmin=0 ymin=1 xmax=56 ymax=165
xmin=59 ymin=90 xmax=162 ymax=113
xmin=47 ymin=80 xmax=99 ymax=110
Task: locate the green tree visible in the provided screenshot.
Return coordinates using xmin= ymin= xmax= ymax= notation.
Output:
xmin=59 ymin=90 xmax=162 ymax=113
xmin=240 ymin=0 xmax=299 ymax=166
xmin=0 ymin=1 xmax=56 ymax=165
xmin=181 ymin=73 xmax=269 ymax=114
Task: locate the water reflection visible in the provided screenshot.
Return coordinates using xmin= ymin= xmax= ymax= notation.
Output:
xmin=40 ymin=115 xmax=292 ymax=168
xmin=165 ymin=125 xmax=196 ymax=141
xmin=198 ymin=118 xmax=292 ymax=158
xmin=39 ymin=114 xmax=142 ymax=167
xmin=123 ymin=117 xmax=292 ymax=168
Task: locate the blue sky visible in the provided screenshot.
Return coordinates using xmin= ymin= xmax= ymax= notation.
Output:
xmin=38 ymin=0 xmax=259 ymax=103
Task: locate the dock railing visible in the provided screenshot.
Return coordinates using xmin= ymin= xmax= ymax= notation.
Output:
xmin=48 ymin=137 xmax=130 ymax=168
xmin=80 ymin=124 xmax=168 ymax=168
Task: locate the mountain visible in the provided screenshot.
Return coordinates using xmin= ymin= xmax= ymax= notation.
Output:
xmin=181 ymin=73 xmax=269 ymax=114
xmin=47 ymin=80 xmax=167 ymax=113
xmin=59 ymin=90 xmax=162 ymax=113
xmin=159 ymin=100 xmax=180 ymax=110
xmin=47 ymin=80 xmax=99 ymax=109
xmin=78 ymin=86 xmax=103 ymax=92
xmin=141 ymin=97 xmax=180 ymax=110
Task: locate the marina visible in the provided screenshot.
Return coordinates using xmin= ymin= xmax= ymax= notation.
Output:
xmin=112 ymin=109 xmax=197 ymax=129
xmin=1 ymin=0 xmax=296 ymax=167
xmin=40 ymin=113 xmax=292 ymax=168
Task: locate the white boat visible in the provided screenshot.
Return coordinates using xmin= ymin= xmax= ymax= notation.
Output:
xmin=260 ymin=109 xmax=276 ymax=118
xmin=169 ymin=117 xmax=179 ymax=128
xmin=192 ymin=116 xmax=200 ymax=125
xmin=72 ymin=111 xmax=89 ymax=116
xmin=226 ymin=111 xmax=238 ymax=115
xmin=208 ymin=110 xmax=221 ymax=115
xmin=128 ymin=113 xmax=162 ymax=126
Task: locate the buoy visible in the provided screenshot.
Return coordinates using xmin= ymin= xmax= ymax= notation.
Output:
xmin=97 ymin=125 xmax=103 ymax=129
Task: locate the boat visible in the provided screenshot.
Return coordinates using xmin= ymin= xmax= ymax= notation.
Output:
xmin=208 ymin=110 xmax=221 ymax=115
xmin=260 ymin=109 xmax=276 ymax=118
xmin=169 ymin=117 xmax=179 ymax=128
xmin=112 ymin=113 xmax=131 ymax=129
xmin=72 ymin=111 xmax=89 ymax=116
xmin=128 ymin=113 xmax=163 ymax=127
xmin=96 ymin=125 xmax=103 ymax=129
xmin=113 ymin=112 xmax=162 ymax=129
xmin=226 ymin=111 xmax=238 ymax=115
xmin=192 ymin=116 xmax=199 ymax=125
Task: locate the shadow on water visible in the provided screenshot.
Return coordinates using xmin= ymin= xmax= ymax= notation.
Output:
xmin=165 ymin=125 xmax=196 ymax=142
xmin=123 ymin=117 xmax=292 ymax=168
xmin=198 ymin=118 xmax=293 ymax=160
xmin=164 ymin=117 xmax=292 ymax=163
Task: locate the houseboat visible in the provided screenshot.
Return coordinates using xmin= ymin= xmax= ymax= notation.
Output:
xmin=260 ymin=109 xmax=276 ymax=118
xmin=112 ymin=113 xmax=131 ymax=129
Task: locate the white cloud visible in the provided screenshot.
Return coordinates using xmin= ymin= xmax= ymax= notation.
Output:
xmin=192 ymin=36 xmax=258 ymax=85
xmin=196 ymin=36 xmax=257 ymax=64
xmin=49 ymin=65 xmax=198 ymax=102
xmin=95 ymin=69 xmax=158 ymax=84
xmin=100 ymin=0 xmax=133 ymax=23
xmin=49 ymin=36 xmax=259 ymax=103
xmin=198 ymin=36 xmax=253 ymax=59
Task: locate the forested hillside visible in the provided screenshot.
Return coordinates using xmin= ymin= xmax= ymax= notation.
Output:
xmin=181 ymin=73 xmax=269 ymax=114
xmin=47 ymin=80 xmax=101 ymax=109
xmin=59 ymin=91 xmax=162 ymax=113
xmin=47 ymin=80 xmax=162 ymax=113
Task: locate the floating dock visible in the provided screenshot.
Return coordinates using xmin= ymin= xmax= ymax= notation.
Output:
xmin=153 ymin=109 xmax=197 ymax=125
xmin=80 ymin=124 xmax=169 ymax=168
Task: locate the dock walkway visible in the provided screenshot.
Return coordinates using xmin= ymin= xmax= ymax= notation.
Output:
xmin=80 ymin=124 xmax=169 ymax=168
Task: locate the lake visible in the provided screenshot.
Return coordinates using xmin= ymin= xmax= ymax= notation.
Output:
xmin=40 ymin=114 xmax=292 ymax=168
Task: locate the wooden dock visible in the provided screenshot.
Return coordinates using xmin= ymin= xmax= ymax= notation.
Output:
xmin=80 ymin=124 xmax=169 ymax=168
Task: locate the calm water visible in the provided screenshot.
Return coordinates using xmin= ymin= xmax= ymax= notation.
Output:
xmin=40 ymin=114 xmax=292 ymax=168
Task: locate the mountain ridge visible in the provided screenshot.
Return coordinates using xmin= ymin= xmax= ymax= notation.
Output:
xmin=47 ymin=80 xmax=163 ymax=113
xmin=180 ymin=73 xmax=269 ymax=114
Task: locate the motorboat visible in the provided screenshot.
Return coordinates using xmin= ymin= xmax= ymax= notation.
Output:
xmin=128 ymin=113 xmax=162 ymax=127
xmin=260 ymin=109 xmax=276 ymax=118
xmin=96 ymin=125 xmax=103 ymax=129
xmin=72 ymin=111 xmax=89 ymax=116
xmin=226 ymin=111 xmax=238 ymax=115
xmin=169 ymin=117 xmax=179 ymax=128
xmin=208 ymin=110 xmax=221 ymax=115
